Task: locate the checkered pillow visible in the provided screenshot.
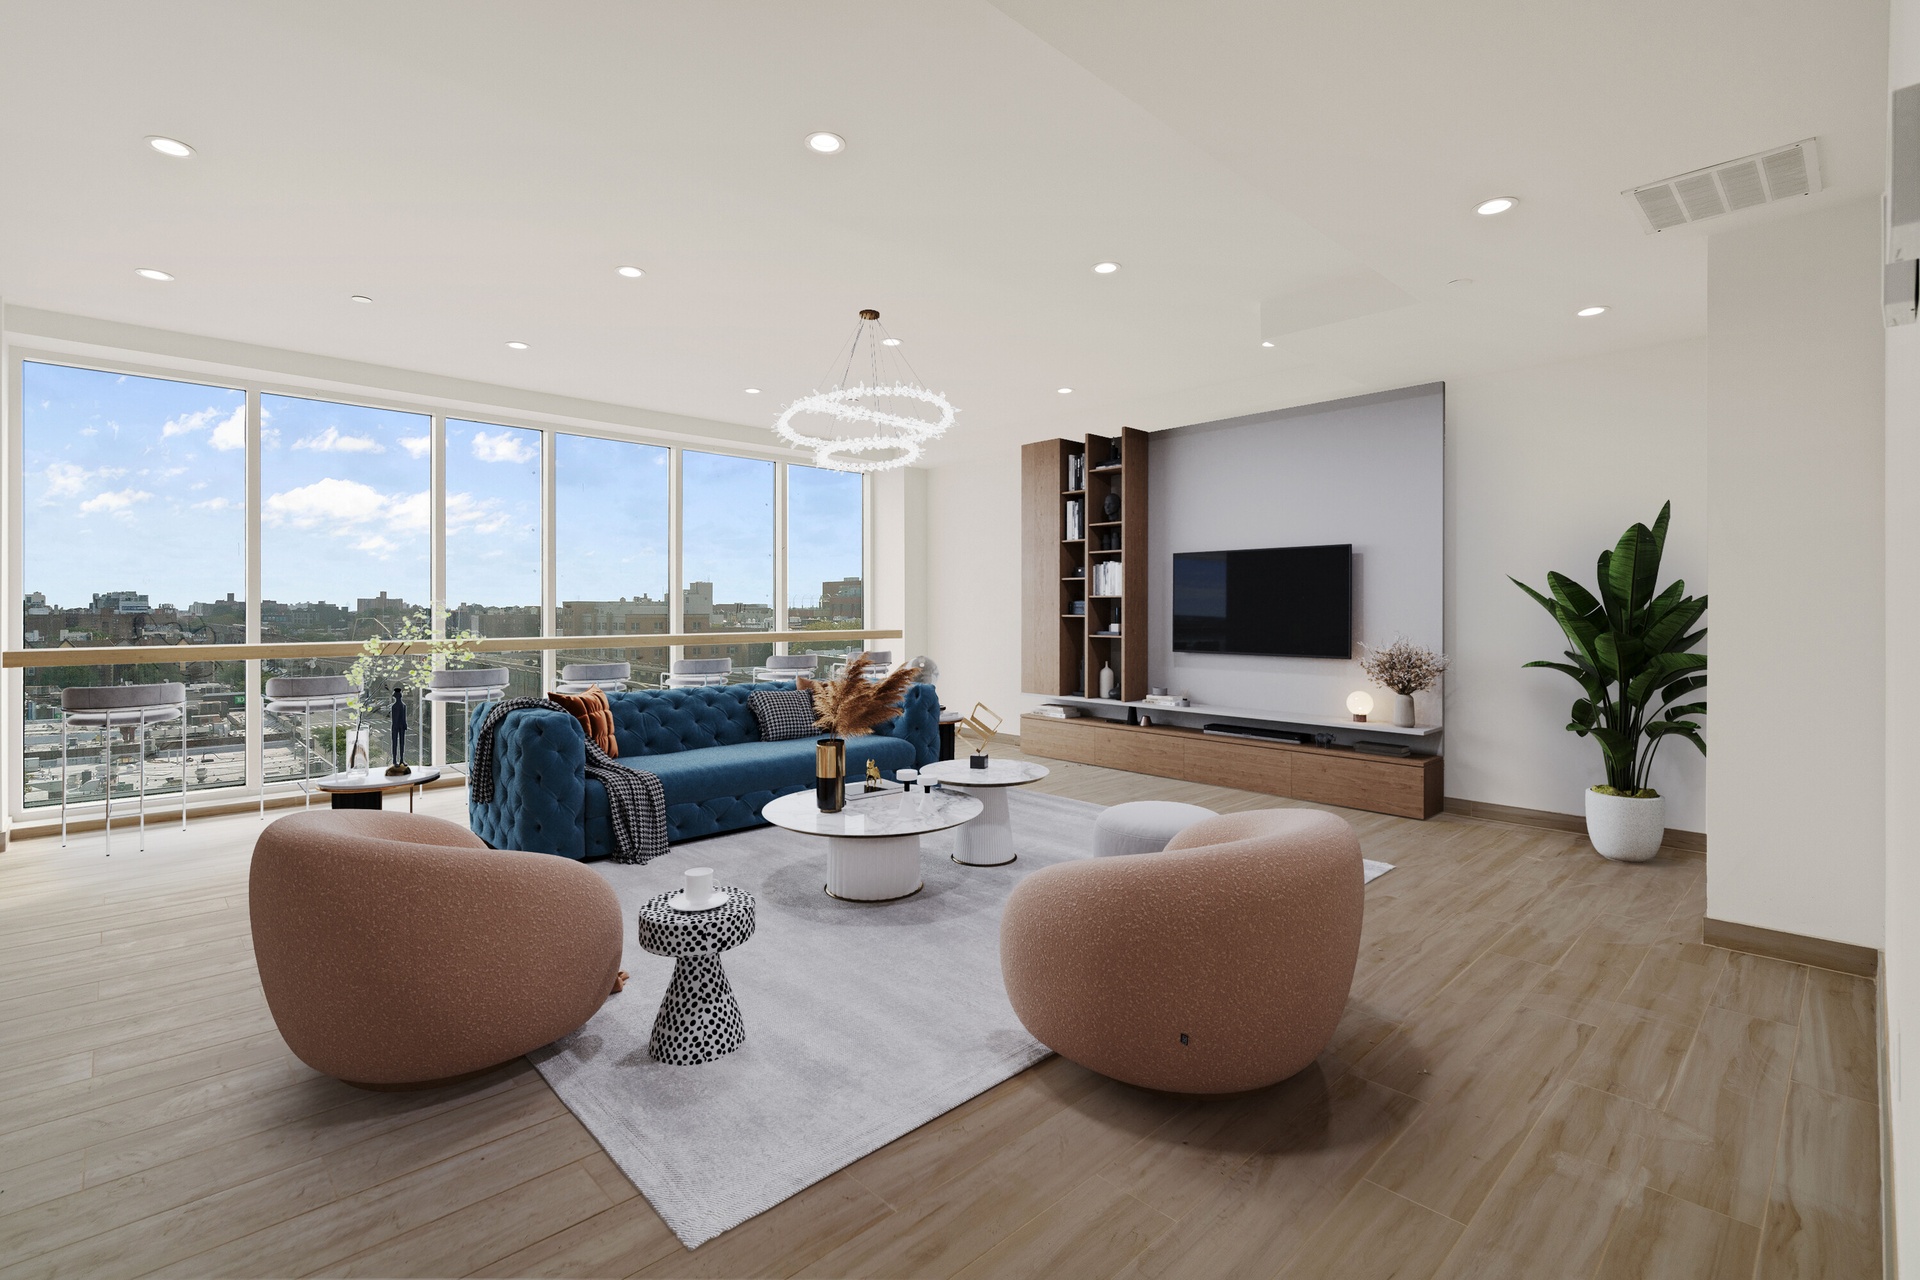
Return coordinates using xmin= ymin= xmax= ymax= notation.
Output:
xmin=749 ymin=688 xmax=819 ymax=742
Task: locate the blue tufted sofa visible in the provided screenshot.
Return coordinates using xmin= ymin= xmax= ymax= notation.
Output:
xmin=467 ymin=682 xmax=941 ymax=859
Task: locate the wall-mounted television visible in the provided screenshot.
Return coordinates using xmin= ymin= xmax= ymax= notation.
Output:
xmin=1172 ymin=544 xmax=1353 ymax=658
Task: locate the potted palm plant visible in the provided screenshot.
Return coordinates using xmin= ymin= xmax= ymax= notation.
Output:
xmin=1511 ymin=502 xmax=1706 ymax=862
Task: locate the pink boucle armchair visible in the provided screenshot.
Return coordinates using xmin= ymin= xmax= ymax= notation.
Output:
xmin=999 ymin=808 xmax=1364 ymax=1094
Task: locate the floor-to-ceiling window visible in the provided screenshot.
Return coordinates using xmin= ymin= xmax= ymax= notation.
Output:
xmin=259 ymin=393 xmax=431 ymax=778
xmin=554 ymin=433 xmax=671 ymax=687
xmin=444 ymin=419 xmax=543 ymax=760
xmin=19 ymin=362 xmax=247 ymax=808
xmin=9 ymin=356 xmax=875 ymax=815
xmin=786 ymin=461 xmax=866 ymax=672
xmin=683 ymin=451 xmax=775 ymax=680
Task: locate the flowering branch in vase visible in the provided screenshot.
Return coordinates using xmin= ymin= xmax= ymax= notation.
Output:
xmin=1360 ymin=638 xmax=1449 ymax=696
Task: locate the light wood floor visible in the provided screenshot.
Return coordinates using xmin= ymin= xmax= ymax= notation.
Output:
xmin=0 ymin=746 xmax=1882 ymax=1279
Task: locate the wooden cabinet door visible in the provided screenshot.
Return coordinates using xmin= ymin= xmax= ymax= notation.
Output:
xmin=1181 ymin=736 xmax=1293 ymax=796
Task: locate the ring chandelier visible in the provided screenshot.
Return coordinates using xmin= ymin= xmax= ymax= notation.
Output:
xmin=771 ymin=309 xmax=957 ymax=472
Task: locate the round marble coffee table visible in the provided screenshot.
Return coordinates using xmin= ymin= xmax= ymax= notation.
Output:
xmin=917 ymin=759 xmax=1050 ymax=867
xmin=761 ymin=787 xmax=983 ymax=902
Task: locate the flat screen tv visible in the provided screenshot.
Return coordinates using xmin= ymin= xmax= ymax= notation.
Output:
xmin=1172 ymin=544 xmax=1353 ymax=658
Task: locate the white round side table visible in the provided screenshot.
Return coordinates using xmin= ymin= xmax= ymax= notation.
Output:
xmin=916 ymin=759 xmax=1050 ymax=867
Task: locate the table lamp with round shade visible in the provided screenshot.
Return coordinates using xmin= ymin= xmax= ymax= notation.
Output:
xmin=1347 ymin=691 xmax=1374 ymax=722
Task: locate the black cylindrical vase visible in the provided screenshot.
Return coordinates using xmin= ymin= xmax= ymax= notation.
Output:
xmin=815 ymin=737 xmax=847 ymax=812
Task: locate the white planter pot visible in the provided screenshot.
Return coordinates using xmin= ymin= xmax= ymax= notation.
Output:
xmin=1390 ymin=693 xmax=1416 ymax=727
xmin=1584 ymin=788 xmax=1666 ymax=863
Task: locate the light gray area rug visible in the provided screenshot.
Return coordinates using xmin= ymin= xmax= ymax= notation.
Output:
xmin=1365 ymin=858 xmax=1394 ymax=883
xmin=531 ymin=789 xmax=1095 ymax=1247
xmin=532 ymin=793 xmax=1398 ymax=1247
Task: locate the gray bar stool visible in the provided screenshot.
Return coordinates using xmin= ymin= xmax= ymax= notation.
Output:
xmin=61 ymin=682 xmax=188 ymax=853
xmin=262 ymin=675 xmax=357 ymax=815
xmin=426 ymin=668 xmax=512 ymax=774
xmin=835 ymin=650 xmax=893 ymax=681
xmin=663 ymin=658 xmax=731 ymax=688
xmin=554 ymin=662 xmax=630 ymax=694
xmin=751 ymin=654 xmax=818 ymax=683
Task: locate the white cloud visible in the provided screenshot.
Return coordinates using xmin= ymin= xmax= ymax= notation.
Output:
xmin=211 ymin=407 xmax=245 ymax=451
xmin=263 ymin=477 xmax=390 ymax=528
xmin=470 ymin=429 xmax=535 ymax=464
xmin=161 ymin=406 xmax=224 ymax=438
xmin=78 ymin=426 xmax=98 ymax=437
xmin=193 ymin=497 xmax=236 ymax=511
xmin=446 ymin=490 xmax=509 ymax=534
xmin=293 ymin=425 xmax=385 ymax=454
xmin=399 ymin=435 xmax=432 ymax=459
xmin=79 ymin=488 xmax=153 ymax=517
xmin=353 ymin=534 xmax=398 ymax=558
xmin=44 ymin=461 xmax=127 ymax=498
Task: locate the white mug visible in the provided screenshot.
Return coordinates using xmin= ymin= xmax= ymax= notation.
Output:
xmin=684 ymin=867 xmax=715 ymax=908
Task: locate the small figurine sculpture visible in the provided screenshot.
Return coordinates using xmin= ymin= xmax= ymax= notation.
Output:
xmin=385 ymin=684 xmax=411 ymax=776
xmin=864 ymin=757 xmax=883 ymax=792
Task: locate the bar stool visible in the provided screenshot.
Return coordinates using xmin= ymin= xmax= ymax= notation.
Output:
xmin=554 ymin=662 xmax=630 ymax=694
xmin=750 ymin=654 xmax=818 ymax=684
xmin=425 ymin=668 xmax=512 ymax=774
xmin=261 ymin=675 xmax=357 ymax=815
xmin=61 ymin=683 xmax=188 ymax=854
xmin=835 ymin=650 xmax=893 ymax=681
xmin=662 ymin=658 xmax=731 ymax=688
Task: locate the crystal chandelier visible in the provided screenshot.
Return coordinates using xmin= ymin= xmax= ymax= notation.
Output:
xmin=772 ymin=309 xmax=957 ymax=472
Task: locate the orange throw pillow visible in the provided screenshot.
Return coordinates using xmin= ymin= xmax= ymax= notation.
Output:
xmin=549 ymin=687 xmax=619 ymax=758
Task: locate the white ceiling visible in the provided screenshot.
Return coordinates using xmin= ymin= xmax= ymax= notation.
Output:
xmin=0 ymin=1 xmax=1889 ymax=461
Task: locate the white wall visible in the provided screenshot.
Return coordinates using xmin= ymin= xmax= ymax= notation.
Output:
xmin=1887 ymin=8 xmax=1920 ymax=1271
xmin=1147 ymin=387 xmax=1444 ymax=726
xmin=1445 ymin=340 xmax=1709 ymax=831
xmin=1705 ymin=196 xmax=1886 ymax=950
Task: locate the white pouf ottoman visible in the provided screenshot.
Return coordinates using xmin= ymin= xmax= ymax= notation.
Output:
xmin=1092 ymin=801 xmax=1219 ymax=857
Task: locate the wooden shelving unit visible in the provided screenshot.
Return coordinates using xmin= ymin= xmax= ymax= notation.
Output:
xmin=1021 ymin=426 xmax=1148 ymax=702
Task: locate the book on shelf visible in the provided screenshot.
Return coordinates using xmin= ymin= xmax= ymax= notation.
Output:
xmin=1089 ymin=560 xmax=1123 ymax=595
xmin=1031 ymin=704 xmax=1081 ymax=719
xmin=1064 ymin=498 xmax=1084 ymax=541
xmin=1065 ymin=453 xmax=1085 ymax=491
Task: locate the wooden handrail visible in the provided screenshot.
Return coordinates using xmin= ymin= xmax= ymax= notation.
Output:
xmin=2 ymin=629 xmax=904 ymax=669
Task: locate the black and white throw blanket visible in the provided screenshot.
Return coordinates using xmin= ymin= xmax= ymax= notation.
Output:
xmin=470 ymin=696 xmax=669 ymax=865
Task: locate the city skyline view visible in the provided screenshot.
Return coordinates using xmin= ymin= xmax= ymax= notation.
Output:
xmin=23 ymin=361 xmax=864 ymax=619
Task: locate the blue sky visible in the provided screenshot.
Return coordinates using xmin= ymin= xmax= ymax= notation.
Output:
xmin=25 ymin=361 xmax=862 ymax=617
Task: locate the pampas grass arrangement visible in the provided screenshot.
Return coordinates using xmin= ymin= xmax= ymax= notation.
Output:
xmin=800 ymin=654 xmax=915 ymax=739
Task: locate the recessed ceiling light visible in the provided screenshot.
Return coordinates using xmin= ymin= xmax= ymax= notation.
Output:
xmin=1057 ymin=387 xmax=1074 ymax=395
xmin=1092 ymin=261 xmax=1120 ymax=274
xmin=744 ymin=388 xmax=762 ymax=394
xmin=350 ymin=294 xmax=372 ymax=304
xmin=146 ymin=136 xmax=194 ymax=158
xmin=134 ymin=268 xmax=174 ymax=281
xmin=805 ymin=132 xmax=845 ymax=154
xmin=505 ymin=341 xmax=529 ymax=350
xmin=1261 ymin=341 xmax=1275 ymax=348
xmin=881 ymin=337 xmax=901 ymax=346
xmin=616 ymin=265 xmax=645 ymax=278
xmin=1576 ymin=305 xmax=1609 ymax=317
xmin=1475 ymin=197 xmax=1518 ymax=216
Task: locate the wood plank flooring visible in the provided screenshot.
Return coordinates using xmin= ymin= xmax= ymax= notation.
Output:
xmin=0 ymin=746 xmax=1882 ymax=1278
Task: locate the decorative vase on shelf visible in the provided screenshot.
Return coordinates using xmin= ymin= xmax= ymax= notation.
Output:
xmin=1391 ymin=693 xmax=1416 ymax=728
xmin=346 ymin=727 xmax=371 ymax=773
xmin=815 ymin=737 xmax=847 ymax=813
xmin=1098 ymin=661 xmax=1116 ymax=699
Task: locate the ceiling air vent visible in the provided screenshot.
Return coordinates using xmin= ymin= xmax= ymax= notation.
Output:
xmin=1624 ymin=139 xmax=1822 ymax=233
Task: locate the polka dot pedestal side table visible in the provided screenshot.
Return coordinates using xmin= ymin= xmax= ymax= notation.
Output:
xmin=635 ymin=887 xmax=756 ymax=1065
